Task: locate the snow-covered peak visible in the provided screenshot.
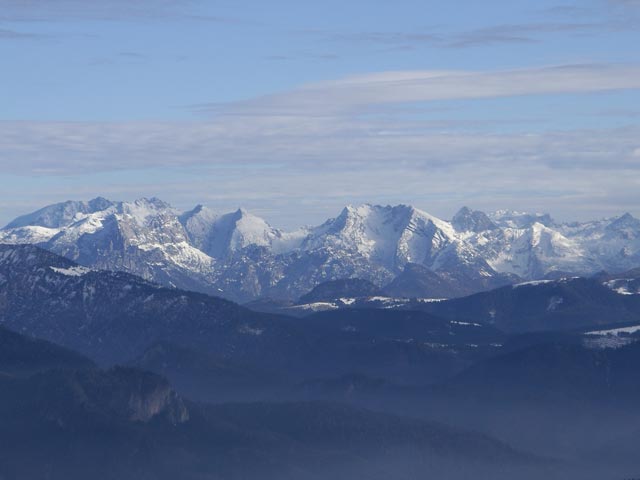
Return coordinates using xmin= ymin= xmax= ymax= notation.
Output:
xmin=4 ymin=196 xmax=114 ymax=230
xmin=411 ymin=206 xmax=457 ymax=237
xmin=179 ymin=204 xmax=303 ymax=258
xmin=452 ymin=207 xmax=497 ymax=233
xmin=118 ymin=197 xmax=177 ymax=226
xmin=3 ymin=197 xmax=640 ymax=302
xmin=489 ymin=210 xmax=554 ymax=229
xmin=179 ymin=205 xmax=220 ymax=250
xmin=39 ymin=197 xmax=183 ymax=251
xmin=228 ymin=208 xmax=279 ymax=250
xmin=0 ymin=225 xmax=62 ymax=245
xmin=328 ymin=204 xmax=452 ymax=235
xmin=299 ymin=204 xmax=459 ymax=270
xmin=187 ymin=207 xmax=282 ymax=259
xmin=1 ymin=198 xmax=215 ymax=291
xmin=607 ymin=213 xmax=640 ymax=237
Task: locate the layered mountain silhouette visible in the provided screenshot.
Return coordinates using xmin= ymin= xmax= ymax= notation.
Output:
xmin=0 ymin=308 xmax=538 ymax=480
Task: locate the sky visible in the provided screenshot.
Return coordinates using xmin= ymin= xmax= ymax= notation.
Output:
xmin=1 ymin=0 xmax=640 ymax=230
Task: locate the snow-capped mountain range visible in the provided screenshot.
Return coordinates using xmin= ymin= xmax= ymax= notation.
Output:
xmin=1 ymin=197 xmax=638 ymax=302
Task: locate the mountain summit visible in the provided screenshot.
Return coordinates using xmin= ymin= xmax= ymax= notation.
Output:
xmin=452 ymin=207 xmax=498 ymax=233
xmin=1 ymin=198 xmax=639 ymax=302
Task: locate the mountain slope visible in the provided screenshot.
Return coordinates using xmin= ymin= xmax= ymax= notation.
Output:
xmin=2 ymin=197 xmax=218 ymax=296
xmin=4 ymin=197 xmax=114 ymax=230
xmin=412 ymin=334 xmax=640 ymax=465
xmin=0 ymin=244 xmax=505 ymax=386
xmin=299 ymin=278 xmax=384 ymax=304
xmin=0 ymin=244 xmax=306 ymax=366
xmin=420 ymin=277 xmax=640 ymax=332
xmin=0 ymin=325 xmax=94 ymax=376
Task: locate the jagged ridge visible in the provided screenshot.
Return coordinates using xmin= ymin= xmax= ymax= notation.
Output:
xmin=1 ymin=198 xmax=639 ymax=302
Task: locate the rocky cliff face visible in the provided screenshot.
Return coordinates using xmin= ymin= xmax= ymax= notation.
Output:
xmin=32 ymin=367 xmax=189 ymax=426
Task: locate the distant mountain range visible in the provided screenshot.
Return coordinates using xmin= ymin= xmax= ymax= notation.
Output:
xmin=1 ymin=197 xmax=639 ymax=302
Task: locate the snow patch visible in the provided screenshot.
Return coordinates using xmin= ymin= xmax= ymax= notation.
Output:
xmin=50 ymin=266 xmax=92 ymax=277
xmin=583 ymin=324 xmax=640 ymax=349
xmin=583 ymin=336 xmax=635 ymax=350
xmin=339 ymin=297 xmax=356 ymax=305
xmin=238 ymin=325 xmax=264 ymax=336
xmin=289 ymin=302 xmax=339 ymax=312
xmin=513 ymin=280 xmax=553 ymax=288
xmin=368 ymin=296 xmax=409 ymax=304
xmin=547 ymin=296 xmax=564 ymax=311
xmin=604 ymin=279 xmax=639 ymax=295
xmin=0 ymin=225 xmax=61 ymax=244
xmin=585 ymin=324 xmax=640 ymax=336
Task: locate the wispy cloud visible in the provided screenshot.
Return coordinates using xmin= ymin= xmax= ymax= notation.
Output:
xmin=2 ymin=119 xmax=638 ymax=173
xmin=118 ymin=51 xmax=146 ymax=59
xmin=194 ymin=64 xmax=640 ymax=117
xmin=0 ymin=28 xmax=47 ymax=40
xmin=447 ymin=22 xmax=602 ymax=48
xmin=0 ymin=0 xmax=232 ymax=22
xmin=317 ymin=3 xmax=638 ymax=51
xmin=597 ymin=107 xmax=640 ymax=118
xmin=87 ymin=51 xmax=149 ymax=67
xmin=265 ymin=51 xmax=340 ymax=62
xmin=606 ymin=0 xmax=640 ymax=17
xmin=320 ymin=18 xmax=619 ymax=50
xmin=609 ymin=0 xmax=640 ymax=6
xmin=542 ymin=5 xmax=595 ymax=17
xmin=327 ymin=30 xmax=441 ymax=47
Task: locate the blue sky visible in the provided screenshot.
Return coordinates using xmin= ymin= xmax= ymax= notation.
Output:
xmin=1 ymin=0 xmax=639 ymax=229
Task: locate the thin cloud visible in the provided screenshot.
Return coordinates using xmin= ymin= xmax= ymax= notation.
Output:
xmin=322 ymin=19 xmax=616 ymax=50
xmin=609 ymin=0 xmax=640 ymax=6
xmin=542 ymin=5 xmax=595 ymax=17
xmin=606 ymin=0 xmax=640 ymax=18
xmin=0 ymin=0 xmax=231 ymax=22
xmin=197 ymin=64 xmax=640 ymax=117
xmin=447 ymin=22 xmax=602 ymax=48
xmin=328 ymin=31 xmax=441 ymax=46
xmin=0 ymin=28 xmax=47 ymax=39
xmin=1 ymin=119 xmax=639 ymax=174
xmin=447 ymin=33 xmax=535 ymax=48
xmin=119 ymin=51 xmax=146 ymax=58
